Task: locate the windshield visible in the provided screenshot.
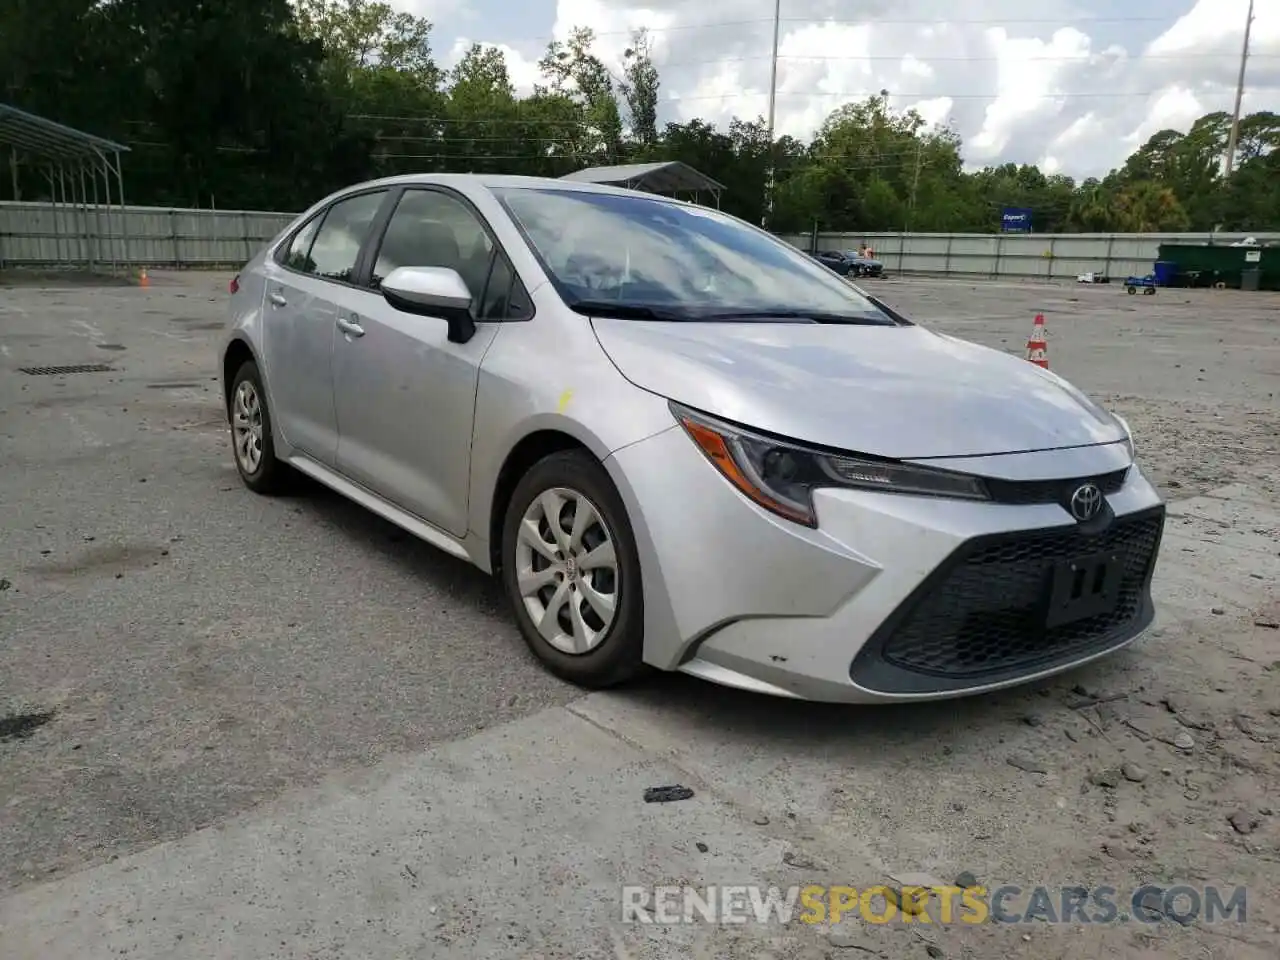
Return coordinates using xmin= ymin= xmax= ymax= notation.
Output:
xmin=494 ymin=187 xmax=897 ymax=324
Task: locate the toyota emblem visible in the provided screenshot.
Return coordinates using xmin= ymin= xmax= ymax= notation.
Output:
xmin=1069 ymin=483 xmax=1103 ymax=522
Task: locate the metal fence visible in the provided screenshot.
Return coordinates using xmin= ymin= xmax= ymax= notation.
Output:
xmin=778 ymin=230 xmax=1280 ymax=281
xmin=4 ymin=199 xmax=1279 ymax=280
xmin=0 ymin=200 xmax=295 ymax=270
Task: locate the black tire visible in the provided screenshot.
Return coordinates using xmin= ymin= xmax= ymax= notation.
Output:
xmin=1126 ymin=286 xmax=1136 ymax=295
xmin=228 ymin=359 xmax=290 ymax=495
xmin=500 ymin=449 xmax=645 ymax=688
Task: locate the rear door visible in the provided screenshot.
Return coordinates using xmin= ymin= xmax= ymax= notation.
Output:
xmin=259 ymin=188 xmax=391 ymax=465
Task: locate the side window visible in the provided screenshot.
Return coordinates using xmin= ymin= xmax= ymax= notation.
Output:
xmin=306 ymin=190 xmax=387 ymax=283
xmin=371 ymin=189 xmax=494 ymax=299
xmin=279 ymin=213 xmax=323 ymax=272
xmin=478 ymin=253 xmax=532 ymax=321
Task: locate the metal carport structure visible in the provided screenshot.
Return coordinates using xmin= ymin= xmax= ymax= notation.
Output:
xmin=560 ymin=161 xmax=725 ymax=208
xmin=0 ymin=102 xmax=130 ymax=273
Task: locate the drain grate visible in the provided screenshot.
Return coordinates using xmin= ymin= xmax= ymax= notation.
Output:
xmin=19 ymin=364 xmax=114 ymax=376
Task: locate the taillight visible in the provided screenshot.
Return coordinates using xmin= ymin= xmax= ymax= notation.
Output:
xmin=229 ymin=275 xmax=240 ymax=295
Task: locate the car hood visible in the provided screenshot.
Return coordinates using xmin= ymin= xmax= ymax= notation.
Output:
xmin=590 ymin=317 xmax=1127 ymax=460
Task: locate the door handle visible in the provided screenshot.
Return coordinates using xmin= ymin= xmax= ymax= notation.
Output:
xmin=336 ymin=316 xmax=365 ymax=338
xmin=268 ymin=291 xmax=287 ymax=307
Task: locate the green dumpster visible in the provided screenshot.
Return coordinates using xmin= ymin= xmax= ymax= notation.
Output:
xmin=1156 ymin=243 xmax=1280 ymax=291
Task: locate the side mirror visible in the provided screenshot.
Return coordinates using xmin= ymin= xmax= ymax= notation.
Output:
xmin=380 ymin=266 xmax=477 ymax=344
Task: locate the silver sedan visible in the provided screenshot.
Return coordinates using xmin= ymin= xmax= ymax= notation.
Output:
xmin=220 ymin=174 xmax=1166 ymax=702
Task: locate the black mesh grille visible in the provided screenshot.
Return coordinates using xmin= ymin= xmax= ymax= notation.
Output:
xmin=852 ymin=506 xmax=1164 ymax=690
xmin=984 ymin=468 xmax=1129 ymax=506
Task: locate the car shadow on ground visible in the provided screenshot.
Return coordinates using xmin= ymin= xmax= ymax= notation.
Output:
xmin=612 ymin=661 xmax=1113 ymax=736
xmin=268 ymin=466 xmax=1134 ymax=743
xmin=276 ymin=471 xmax=509 ymax=616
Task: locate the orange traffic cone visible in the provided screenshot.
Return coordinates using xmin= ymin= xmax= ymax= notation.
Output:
xmin=139 ymin=267 xmax=150 ymax=288
xmin=1025 ymin=314 xmax=1048 ymax=368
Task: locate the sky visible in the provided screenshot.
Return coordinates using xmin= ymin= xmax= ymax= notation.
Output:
xmin=394 ymin=0 xmax=1279 ymax=179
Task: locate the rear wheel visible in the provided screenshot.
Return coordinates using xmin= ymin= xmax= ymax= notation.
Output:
xmin=229 ymin=360 xmax=290 ymax=495
xmin=500 ymin=450 xmax=645 ymax=688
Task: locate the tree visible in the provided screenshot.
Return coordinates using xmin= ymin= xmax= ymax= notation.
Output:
xmin=538 ymin=26 xmax=623 ymax=160
xmin=6 ymin=0 xmax=1280 ymax=233
xmin=1235 ymin=111 xmax=1280 ymax=163
xmin=620 ymin=29 xmax=659 ymax=148
xmin=293 ymin=0 xmax=438 ymax=80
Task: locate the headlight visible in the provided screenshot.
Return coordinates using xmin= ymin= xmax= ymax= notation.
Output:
xmin=671 ymin=403 xmax=990 ymax=528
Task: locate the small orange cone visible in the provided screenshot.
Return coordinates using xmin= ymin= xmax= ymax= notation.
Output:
xmin=139 ymin=268 xmax=150 ymax=288
xmin=1025 ymin=313 xmax=1048 ymax=368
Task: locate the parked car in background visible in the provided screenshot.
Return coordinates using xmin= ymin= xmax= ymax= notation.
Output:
xmin=220 ymin=173 xmax=1163 ymax=704
xmin=812 ymin=249 xmax=886 ymax=278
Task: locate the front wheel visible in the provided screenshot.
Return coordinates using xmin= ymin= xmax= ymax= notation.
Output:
xmin=500 ymin=450 xmax=645 ymax=688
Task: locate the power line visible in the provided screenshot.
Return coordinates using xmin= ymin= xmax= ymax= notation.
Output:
xmin=658 ymin=89 xmax=1205 ymax=104
xmin=486 ymin=15 xmax=1181 ymax=45
xmin=704 ymin=52 xmax=1279 ymax=66
xmin=333 ymin=85 xmax=1186 ymax=126
xmin=117 ymin=136 xmax=1068 ymax=176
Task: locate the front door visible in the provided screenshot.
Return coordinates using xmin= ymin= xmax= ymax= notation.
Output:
xmin=332 ymin=187 xmax=515 ymax=538
xmin=259 ymin=189 xmax=389 ymax=465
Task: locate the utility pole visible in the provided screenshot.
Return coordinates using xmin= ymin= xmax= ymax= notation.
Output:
xmin=761 ymin=0 xmax=781 ymax=229
xmin=905 ymin=139 xmax=923 ymax=232
xmin=1223 ymin=0 xmax=1255 ymax=177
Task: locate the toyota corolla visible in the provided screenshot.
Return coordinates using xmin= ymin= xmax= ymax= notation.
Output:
xmin=219 ymin=173 xmax=1165 ymax=702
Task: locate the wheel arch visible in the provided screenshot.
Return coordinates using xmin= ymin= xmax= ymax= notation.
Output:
xmin=221 ymin=335 xmax=259 ymax=412
xmin=486 ymin=426 xmax=601 ymax=573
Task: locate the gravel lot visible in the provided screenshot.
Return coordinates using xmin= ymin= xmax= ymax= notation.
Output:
xmin=1 ymin=270 xmax=1277 ymax=959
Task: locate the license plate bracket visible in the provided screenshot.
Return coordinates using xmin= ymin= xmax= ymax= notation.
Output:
xmin=1046 ymin=551 xmax=1123 ymax=628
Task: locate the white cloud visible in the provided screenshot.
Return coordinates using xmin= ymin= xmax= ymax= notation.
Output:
xmin=414 ymin=0 xmax=1280 ymax=178
xmin=1123 ymin=87 xmax=1206 ymax=150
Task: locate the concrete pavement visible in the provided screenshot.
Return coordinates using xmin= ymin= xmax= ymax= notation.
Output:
xmin=2 ymin=272 xmax=1278 ymax=959
xmin=3 ymin=486 xmax=1279 ymax=959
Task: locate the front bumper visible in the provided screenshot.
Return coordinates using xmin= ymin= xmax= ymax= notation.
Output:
xmin=608 ymin=428 xmax=1165 ymax=703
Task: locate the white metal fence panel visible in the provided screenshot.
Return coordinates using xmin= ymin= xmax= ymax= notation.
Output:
xmin=0 ymin=201 xmax=296 ymax=268
xmin=4 ymin=200 xmax=1278 ymax=279
xmin=781 ymin=231 xmax=1280 ymax=280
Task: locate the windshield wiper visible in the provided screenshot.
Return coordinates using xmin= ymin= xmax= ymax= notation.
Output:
xmin=568 ymin=300 xmax=689 ymax=321
xmin=698 ymin=309 xmax=895 ymax=326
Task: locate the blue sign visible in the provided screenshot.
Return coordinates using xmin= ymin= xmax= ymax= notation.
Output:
xmin=1001 ymin=207 xmax=1033 ymax=233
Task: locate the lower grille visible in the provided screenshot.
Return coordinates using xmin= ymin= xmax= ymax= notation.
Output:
xmin=850 ymin=506 xmax=1165 ymax=694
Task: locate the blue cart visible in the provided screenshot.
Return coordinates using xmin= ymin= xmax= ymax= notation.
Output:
xmin=1125 ymin=275 xmax=1157 ymax=295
